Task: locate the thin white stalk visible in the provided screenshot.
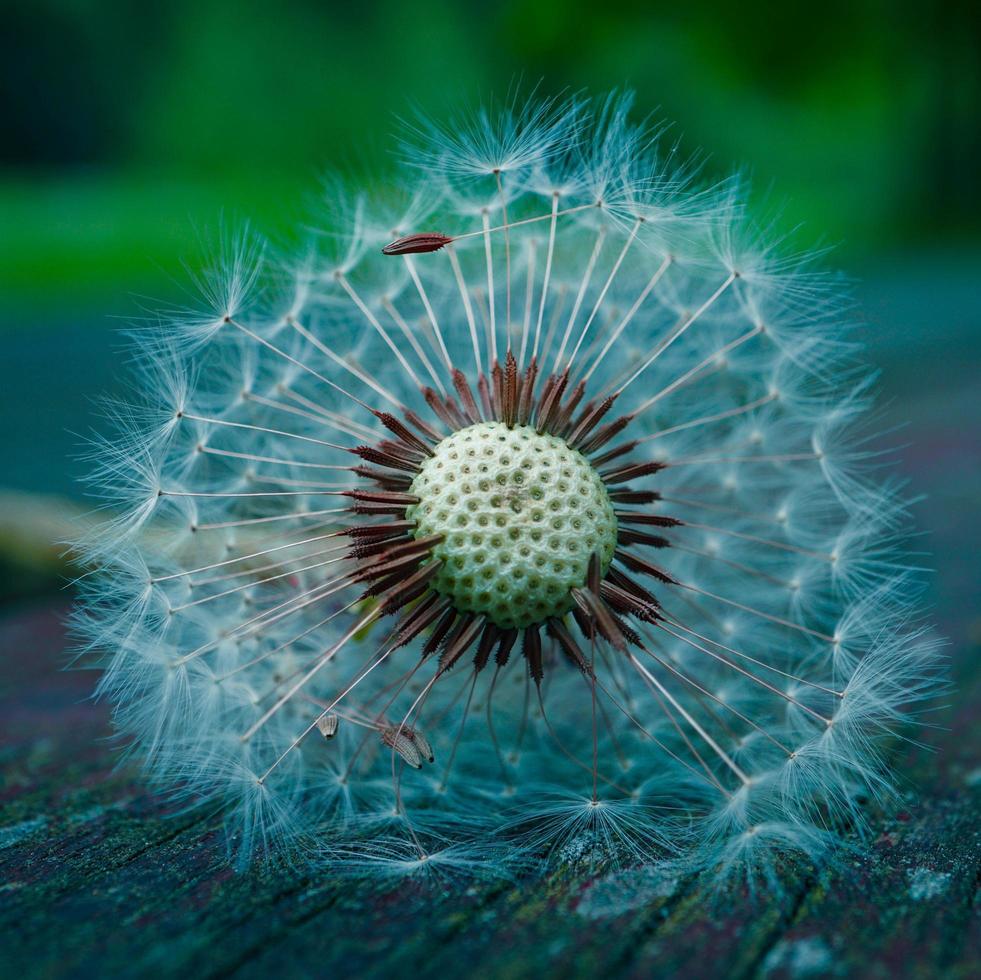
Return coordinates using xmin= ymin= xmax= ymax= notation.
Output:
xmin=565 ymin=218 xmax=641 ymax=372
xmin=631 ymin=325 xmax=763 ymax=415
xmin=245 ymin=392 xmax=362 ymax=438
xmin=678 ymin=582 xmax=836 ymax=642
xmin=192 ymin=541 xmax=346 ymax=587
xmin=658 ymin=495 xmax=786 ymax=524
xmin=580 ymin=256 xmax=672 ymax=384
xmin=176 ymin=573 xmax=354 ymax=667
xmin=445 ymin=245 xmax=483 ymax=378
xmin=494 ymin=170 xmax=512 ymax=346
xmin=248 ymin=475 xmax=351 ymax=490
xmin=161 ymin=489 xmax=342 ymax=499
xmin=381 ymin=297 xmax=447 ymax=397
xmin=629 ymin=652 xmax=751 ymax=784
xmin=672 ymin=542 xmax=793 ymax=589
xmin=655 ymin=622 xmax=834 ymax=727
xmin=172 ymin=551 xmax=349 ymax=612
xmin=660 ymin=619 xmax=843 ymax=701
xmin=539 ymin=286 xmax=568 ymax=365
xmin=217 ymin=597 xmax=361 ymax=683
xmin=590 ymin=666 xmax=731 ymax=796
xmin=251 ymin=615 xmax=400 ymax=708
xmin=452 ymin=201 xmax=593 ymax=243
xmin=289 ymin=317 xmax=402 ymax=410
xmin=197 ymin=446 xmax=347 ymax=471
xmin=615 ymin=273 xmax=736 ymax=397
xmin=151 ymin=529 xmax=343 ymax=582
xmin=278 ymin=387 xmax=381 ymax=441
xmin=245 ymin=393 xmax=325 ymax=428
xmin=677 ymin=521 xmax=834 ymax=561
xmin=637 ymin=393 xmax=778 ymax=444
xmin=552 ymin=228 xmax=606 ymax=371
xmin=194 ymin=507 xmax=346 ymax=531
xmin=402 ymin=255 xmax=453 ymax=372
xmin=334 ymin=274 xmax=422 ymax=388
xmin=667 ymin=452 xmax=820 ymax=466
xmin=257 ymin=638 xmax=401 ymax=782
xmin=637 ymin=637 xmax=793 ymax=754
xmin=532 ymin=193 xmax=560 ymax=361
xmin=243 ymin=607 xmax=382 ymax=745
xmin=227 ymin=318 xmax=373 ymax=414
xmin=184 ymin=412 xmax=347 ymax=452
xmin=481 ymin=209 xmax=497 ymax=367
xmin=519 ymin=238 xmax=536 ymax=367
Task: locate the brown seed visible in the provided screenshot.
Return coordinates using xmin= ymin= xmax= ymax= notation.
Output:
xmin=380 ymin=725 xmax=434 ymax=768
xmin=409 ymin=728 xmax=435 ymax=764
xmin=381 ymin=727 xmax=422 ymax=769
xmin=382 ymin=233 xmax=453 ymax=256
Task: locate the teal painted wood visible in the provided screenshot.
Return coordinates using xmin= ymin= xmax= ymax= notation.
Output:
xmin=0 ymin=601 xmax=978 ymax=980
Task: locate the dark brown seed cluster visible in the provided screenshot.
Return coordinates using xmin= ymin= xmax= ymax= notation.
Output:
xmin=335 ymin=349 xmax=684 ymax=695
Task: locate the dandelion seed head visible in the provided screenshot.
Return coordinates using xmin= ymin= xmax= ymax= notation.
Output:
xmin=74 ymin=91 xmax=942 ymax=890
xmin=406 ymin=421 xmax=617 ymax=628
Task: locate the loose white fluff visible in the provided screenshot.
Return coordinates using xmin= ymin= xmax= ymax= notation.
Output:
xmin=74 ymin=92 xmax=941 ymax=888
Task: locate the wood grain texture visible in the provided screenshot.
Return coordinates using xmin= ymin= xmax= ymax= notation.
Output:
xmin=0 ymin=601 xmax=978 ymax=980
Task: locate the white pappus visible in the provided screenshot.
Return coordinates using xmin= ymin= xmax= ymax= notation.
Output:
xmin=73 ymin=91 xmax=943 ymax=889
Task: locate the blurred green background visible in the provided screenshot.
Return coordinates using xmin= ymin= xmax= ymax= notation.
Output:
xmin=1 ymin=0 xmax=979 ymax=635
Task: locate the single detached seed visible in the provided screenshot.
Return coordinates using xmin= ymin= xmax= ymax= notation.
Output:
xmin=381 ymin=232 xmax=453 ymax=255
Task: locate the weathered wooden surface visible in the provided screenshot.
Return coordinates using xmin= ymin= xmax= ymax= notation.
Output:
xmin=0 ymin=600 xmax=977 ymax=980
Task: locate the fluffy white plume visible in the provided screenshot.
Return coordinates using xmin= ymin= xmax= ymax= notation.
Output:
xmin=74 ymin=92 xmax=941 ymax=889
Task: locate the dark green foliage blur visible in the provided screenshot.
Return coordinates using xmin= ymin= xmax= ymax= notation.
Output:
xmin=2 ymin=0 xmax=979 ymax=303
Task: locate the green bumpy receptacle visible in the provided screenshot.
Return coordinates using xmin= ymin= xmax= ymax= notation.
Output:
xmin=406 ymin=422 xmax=618 ymax=629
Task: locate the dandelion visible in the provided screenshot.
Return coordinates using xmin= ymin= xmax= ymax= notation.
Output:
xmin=75 ymin=92 xmax=941 ymax=886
